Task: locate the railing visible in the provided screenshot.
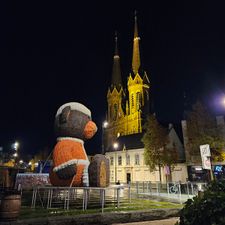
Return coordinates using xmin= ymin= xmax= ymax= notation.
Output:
xmin=30 ymin=185 xmax=131 ymax=212
xmin=133 ymin=181 xmax=208 ymax=203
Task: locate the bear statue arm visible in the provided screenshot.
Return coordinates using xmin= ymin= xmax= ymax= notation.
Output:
xmin=55 ymin=163 xmax=77 ymax=180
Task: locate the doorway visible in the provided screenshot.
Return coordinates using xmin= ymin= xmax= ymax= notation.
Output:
xmin=126 ymin=173 xmax=131 ymax=184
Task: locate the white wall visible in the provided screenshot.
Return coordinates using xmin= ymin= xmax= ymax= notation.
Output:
xmin=105 ymin=149 xmax=188 ymax=183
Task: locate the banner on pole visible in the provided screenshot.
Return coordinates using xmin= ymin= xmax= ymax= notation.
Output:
xmin=200 ymin=144 xmax=211 ymax=170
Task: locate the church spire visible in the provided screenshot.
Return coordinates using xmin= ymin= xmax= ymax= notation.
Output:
xmin=114 ymin=31 xmax=119 ymax=56
xmin=132 ymin=11 xmax=141 ymax=75
xmin=111 ymin=31 xmax=122 ymax=91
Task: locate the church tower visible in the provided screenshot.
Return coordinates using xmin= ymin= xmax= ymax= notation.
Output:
xmin=107 ymin=33 xmax=124 ymax=123
xmin=106 ymin=33 xmax=125 ymax=148
xmin=104 ymin=13 xmax=150 ymax=152
xmin=126 ymin=13 xmax=150 ymax=134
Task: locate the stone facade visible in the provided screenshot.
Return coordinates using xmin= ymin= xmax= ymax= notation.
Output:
xmin=105 ymin=148 xmax=188 ymax=183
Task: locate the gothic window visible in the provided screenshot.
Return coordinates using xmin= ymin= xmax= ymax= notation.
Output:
xmin=135 ymin=154 xmax=140 ymax=165
xmin=140 ymin=93 xmax=142 ymax=106
xmin=136 ymin=92 xmax=140 ymax=110
xmin=110 ymin=105 xmax=112 ymax=120
xmin=118 ymin=155 xmax=122 ymax=166
xmin=131 ymin=94 xmax=134 ymax=109
xmin=110 ymin=157 xmax=114 ymax=166
xmin=126 ymin=154 xmax=130 ymax=165
xmin=136 ymin=92 xmax=142 ymax=110
xmin=113 ymin=103 xmax=118 ymax=121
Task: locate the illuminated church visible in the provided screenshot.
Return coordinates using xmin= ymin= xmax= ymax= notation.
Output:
xmin=104 ymin=14 xmax=187 ymax=184
xmin=104 ymin=14 xmax=150 ymax=151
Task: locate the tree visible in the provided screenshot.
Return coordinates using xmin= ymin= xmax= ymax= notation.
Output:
xmin=142 ymin=114 xmax=178 ymax=182
xmin=186 ymin=101 xmax=225 ymax=162
xmin=33 ymin=147 xmax=51 ymax=162
xmin=177 ymin=180 xmax=225 ymax=225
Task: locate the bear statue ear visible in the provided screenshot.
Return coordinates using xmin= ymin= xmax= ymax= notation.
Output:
xmin=59 ymin=106 xmax=71 ymax=124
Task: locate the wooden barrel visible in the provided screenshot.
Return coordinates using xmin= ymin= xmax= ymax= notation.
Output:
xmin=99 ymin=161 xmax=107 ymax=187
xmin=0 ymin=194 xmax=21 ymax=221
xmin=89 ymin=154 xmax=110 ymax=187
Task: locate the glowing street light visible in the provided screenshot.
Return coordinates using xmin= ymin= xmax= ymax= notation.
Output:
xmin=103 ymin=121 xmax=108 ymax=128
xmin=222 ymin=97 xmax=225 ymax=107
xmin=13 ymin=152 xmax=18 ymax=157
xmin=14 ymin=142 xmax=19 ymax=149
xmin=19 ymin=160 xmax=23 ymax=164
xmin=113 ymin=142 xmax=119 ymax=150
xmin=113 ymin=142 xmax=119 ymax=184
xmin=102 ymin=121 xmax=109 ymax=154
xmin=12 ymin=141 xmax=19 ymax=151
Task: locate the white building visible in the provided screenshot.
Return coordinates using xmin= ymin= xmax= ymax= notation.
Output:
xmin=105 ymin=125 xmax=188 ymax=184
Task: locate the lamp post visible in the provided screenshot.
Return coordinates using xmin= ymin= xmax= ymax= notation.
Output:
xmin=101 ymin=121 xmax=108 ymax=154
xmin=113 ymin=142 xmax=119 ymax=184
xmin=12 ymin=141 xmax=19 ymax=167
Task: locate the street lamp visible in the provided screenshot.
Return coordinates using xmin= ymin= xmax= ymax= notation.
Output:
xmin=12 ymin=141 xmax=19 ymax=166
xmin=14 ymin=142 xmax=19 ymax=150
xmin=113 ymin=142 xmax=119 ymax=184
xmin=101 ymin=121 xmax=108 ymax=154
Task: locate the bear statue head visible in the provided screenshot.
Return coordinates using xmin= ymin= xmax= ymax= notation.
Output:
xmin=54 ymin=102 xmax=97 ymax=140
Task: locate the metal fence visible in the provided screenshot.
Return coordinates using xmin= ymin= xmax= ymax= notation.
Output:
xmin=0 ymin=181 xmax=208 ymax=212
xmin=28 ymin=185 xmax=131 ymax=212
xmin=133 ymin=181 xmax=208 ymax=203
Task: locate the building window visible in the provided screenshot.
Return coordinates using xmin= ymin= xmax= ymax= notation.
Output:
xmin=118 ymin=155 xmax=122 ymax=166
xmin=135 ymin=154 xmax=140 ymax=165
xmin=131 ymin=93 xmax=134 ymax=109
xmin=126 ymin=154 xmax=130 ymax=165
xmin=110 ymin=157 xmax=114 ymax=166
xmin=113 ymin=103 xmax=118 ymax=121
xmin=136 ymin=92 xmax=140 ymax=110
xmin=110 ymin=105 xmax=112 ymax=120
xmin=111 ymin=170 xmax=114 ymax=181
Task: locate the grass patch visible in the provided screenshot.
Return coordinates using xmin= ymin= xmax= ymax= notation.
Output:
xmin=19 ymin=199 xmax=182 ymax=219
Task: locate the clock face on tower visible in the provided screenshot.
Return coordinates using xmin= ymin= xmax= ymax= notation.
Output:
xmin=113 ymin=104 xmax=118 ymax=121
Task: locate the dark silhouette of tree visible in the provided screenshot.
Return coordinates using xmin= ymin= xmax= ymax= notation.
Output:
xmin=186 ymin=101 xmax=225 ymax=162
xmin=34 ymin=147 xmax=51 ymax=162
xmin=142 ymin=114 xmax=178 ymax=182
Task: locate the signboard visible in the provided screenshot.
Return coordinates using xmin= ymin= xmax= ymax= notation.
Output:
xmin=15 ymin=173 xmax=50 ymax=190
xmin=200 ymin=144 xmax=211 ymax=170
xmin=200 ymin=144 xmax=211 ymax=157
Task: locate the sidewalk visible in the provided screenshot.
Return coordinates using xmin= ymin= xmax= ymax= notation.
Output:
xmin=138 ymin=191 xmax=194 ymax=203
xmin=113 ymin=217 xmax=179 ymax=225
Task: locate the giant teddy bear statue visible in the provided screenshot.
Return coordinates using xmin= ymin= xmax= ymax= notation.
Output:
xmin=49 ymin=102 xmax=97 ymax=187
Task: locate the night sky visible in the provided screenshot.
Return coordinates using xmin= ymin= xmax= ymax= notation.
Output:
xmin=1 ymin=1 xmax=225 ymax=158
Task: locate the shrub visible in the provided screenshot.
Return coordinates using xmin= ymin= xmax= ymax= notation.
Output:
xmin=177 ymin=180 xmax=225 ymax=225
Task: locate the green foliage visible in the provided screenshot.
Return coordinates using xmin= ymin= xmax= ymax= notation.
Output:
xmin=142 ymin=114 xmax=178 ymax=173
xmin=177 ymin=180 xmax=225 ymax=225
xmin=186 ymin=101 xmax=225 ymax=161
